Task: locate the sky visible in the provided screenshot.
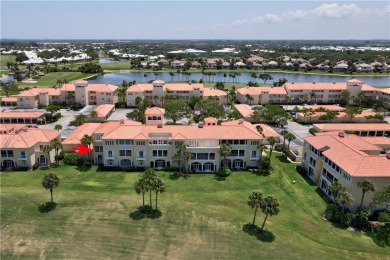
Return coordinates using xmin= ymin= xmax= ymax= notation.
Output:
xmin=1 ymin=1 xmax=389 ymax=40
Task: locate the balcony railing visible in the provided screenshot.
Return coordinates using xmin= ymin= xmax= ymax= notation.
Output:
xmin=18 ymin=156 xmax=27 ymax=160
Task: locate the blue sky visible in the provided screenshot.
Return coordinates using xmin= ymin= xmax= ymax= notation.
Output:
xmin=1 ymin=1 xmax=389 ymax=39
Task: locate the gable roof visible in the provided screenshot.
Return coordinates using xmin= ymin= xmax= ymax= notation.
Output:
xmin=0 ymin=128 xmax=60 ymax=148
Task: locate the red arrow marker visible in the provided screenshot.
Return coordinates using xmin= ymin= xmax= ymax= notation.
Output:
xmin=72 ymin=144 xmax=93 ymax=156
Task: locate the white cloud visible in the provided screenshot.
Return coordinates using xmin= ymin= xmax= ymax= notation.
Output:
xmin=230 ymin=3 xmax=386 ymax=27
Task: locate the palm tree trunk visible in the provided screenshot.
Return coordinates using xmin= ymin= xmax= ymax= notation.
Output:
xmin=252 ymin=206 xmax=258 ymax=226
xmin=50 ymin=188 xmax=53 ymax=203
xmin=360 ymin=192 xmax=365 ymax=209
xmin=142 ymin=192 xmax=145 ymax=207
xmin=261 ymin=212 xmax=269 ymax=231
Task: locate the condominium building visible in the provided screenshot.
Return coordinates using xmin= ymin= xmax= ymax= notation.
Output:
xmin=237 ymin=79 xmax=390 ymax=105
xmin=11 ymin=80 xmax=118 ymax=109
xmin=90 ymin=119 xmax=266 ymax=172
xmin=0 ymin=127 xmax=60 ymax=170
xmin=301 ymin=132 xmax=390 ymax=211
xmin=126 ymin=80 xmax=227 ymax=107
xmin=312 ymin=123 xmax=390 ymax=137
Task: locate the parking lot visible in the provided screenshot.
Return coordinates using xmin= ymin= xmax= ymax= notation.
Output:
xmin=107 ymin=108 xmax=133 ymax=120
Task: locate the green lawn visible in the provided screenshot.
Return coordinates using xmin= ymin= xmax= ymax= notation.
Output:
xmin=1 ymin=156 xmax=388 ymax=259
xmin=16 ymin=72 xmax=98 ymax=88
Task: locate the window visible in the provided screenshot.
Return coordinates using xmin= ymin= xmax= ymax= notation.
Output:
xmin=136 ymin=141 xmax=145 ymax=146
xmin=119 ymin=150 xmax=131 ymax=156
xmin=107 ymin=151 xmax=114 ymax=157
xmin=343 ymin=171 xmax=351 ymax=181
xmin=105 ymin=141 xmax=114 ymax=145
xmin=1 ymin=150 xmax=14 ymax=158
xmin=95 ymin=135 xmax=102 ymax=141
xmin=152 ymin=150 xmax=168 ymax=157
xmin=152 ymin=139 xmax=169 ymax=145
xmin=19 ymin=151 xmax=26 ymax=158
xmin=251 ymin=141 xmax=260 ymax=145
xmin=138 ymin=151 xmax=144 ymax=158
xmin=117 ymin=139 xmax=133 ymax=145
xmin=251 ymin=151 xmax=257 ymax=158
xmin=94 ymin=146 xmax=103 ymax=152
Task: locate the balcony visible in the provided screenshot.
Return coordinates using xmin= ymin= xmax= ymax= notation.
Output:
xmin=18 ymin=156 xmax=28 ymax=160
xmin=250 ymin=156 xmax=259 ymax=160
xmin=136 ymin=156 xmax=146 ymax=161
xmin=105 ymin=155 xmax=115 ymax=160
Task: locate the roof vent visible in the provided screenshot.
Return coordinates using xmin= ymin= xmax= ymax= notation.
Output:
xmin=157 ymin=123 xmax=163 ymax=128
xmin=292 ymin=82 xmax=294 ymax=84
xmin=120 ymin=119 xmax=124 ymax=124
xmin=198 ymin=122 xmax=204 ymax=128
xmin=313 ymin=82 xmax=316 ymax=84
xmin=239 ymin=119 xmax=244 ymax=124
xmin=338 ymin=131 xmax=345 ymax=138
xmin=333 ymin=82 xmax=336 ymax=84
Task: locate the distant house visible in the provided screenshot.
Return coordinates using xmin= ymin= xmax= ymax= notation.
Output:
xmin=171 ymin=60 xmax=184 ymax=68
xmin=191 ymin=61 xmax=202 ymax=68
xmin=87 ymin=104 xmax=115 ymax=122
xmin=206 ymin=59 xmax=217 ymax=68
xmin=266 ymin=61 xmax=278 ymax=69
xmin=333 ymin=61 xmax=348 ymax=72
xmin=157 ymin=59 xmax=169 ymax=66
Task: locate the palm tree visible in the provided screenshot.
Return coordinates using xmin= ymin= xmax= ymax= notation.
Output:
xmin=286 ymin=132 xmax=296 ymax=150
xmin=357 ymin=180 xmax=375 ymax=209
xmin=223 ymin=73 xmax=227 ymax=82
xmin=173 ymin=142 xmax=187 ymax=173
xmin=248 ymin=192 xmax=263 ymax=226
xmin=135 ymin=178 xmax=147 ymax=209
xmin=328 ymin=182 xmax=346 ymax=201
xmin=153 ymin=178 xmax=166 ymax=210
xmin=220 ymin=143 xmax=232 ymax=169
xmin=118 ymin=88 xmax=127 ymax=103
xmin=144 ymin=169 xmax=157 ymax=207
xmin=245 ymin=94 xmax=254 ymax=105
xmin=336 ymin=190 xmax=353 ymax=215
xmin=42 ymin=173 xmax=60 ymax=203
xmin=42 ymin=145 xmax=53 ymax=166
xmin=143 ymin=73 xmax=148 ymax=82
xmin=280 ymin=130 xmax=289 ymax=146
xmin=153 ymin=95 xmax=159 ymax=105
xmin=260 ymin=195 xmax=280 ymax=231
xmin=169 ymin=72 xmax=175 ymax=82
xmin=56 ymin=79 xmax=63 ymax=87
xmin=89 ymin=110 xmax=98 ymax=122
xmin=250 ymin=72 xmax=258 ymax=83
xmin=259 ymin=73 xmax=273 ymax=84
xmin=266 ymin=136 xmax=278 ymax=159
xmin=54 ymin=124 xmax=62 ymax=131
xmin=50 ymin=139 xmax=62 ymax=164
xmin=257 ymin=144 xmax=266 ymax=170
xmin=153 ymin=72 xmax=159 ymax=80
xmin=81 ymin=134 xmax=93 ymax=160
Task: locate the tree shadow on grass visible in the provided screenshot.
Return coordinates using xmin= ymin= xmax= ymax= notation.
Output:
xmin=168 ymin=172 xmax=189 ymax=180
xmin=76 ymin=165 xmax=92 ymax=172
xmin=214 ymin=175 xmax=227 ymax=181
xmin=38 ymin=202 xmax=57 ymax=213
xmin=242 ymin=223 xmax=275 ymax=243
xmin=277 ymin=155 xmax=290 ymax=163
xmin=129 ymin=206 xmax=162 ymax=220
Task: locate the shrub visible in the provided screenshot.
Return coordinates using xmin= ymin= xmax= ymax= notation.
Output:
xmin=17 ymin=166 xmax=29 ymax=171
xmin=216 ymin=168 xmax=231 ymax=177
xmin=324 ymin=204 xmax=342 ymax=222
xmin=126 ymin=166 xmax=146 ymax=172
xmin=115 ymin=102 xmax=127 ymax=108
xmin=309 ymin=128 xmax=318 ymax=135
xmin=275 ymin=144 xmax=284 ymax=152
xmin=84 ymin=161 xmax=92 ymax=167
xmin=71 ymin=103 xmax=83 ymax=111
xmin=378 ymin=211 xmax=390 ymax=222
xmin=32 ymin=162 xmax=39 ymax=170
xmin=99 ymin=166 xmax=122 ymax=171
xmin=63 ymin=153 xmax=85 ymax=166
xmin=353 ymin=208 xmax=373 ymax=231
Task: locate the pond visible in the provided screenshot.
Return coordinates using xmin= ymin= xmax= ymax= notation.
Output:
xmin=87 ymin=71 xmax=390 ymax=86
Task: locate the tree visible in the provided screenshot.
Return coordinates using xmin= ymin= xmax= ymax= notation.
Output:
xmin=344 ymin=106 xmax=363 ymax=122
xmin=164 ymin=100 xmax=192 ymax=124
xmin=1 ymin=82 xmax=19 ymax=97
xmin=357 ymin=180 xmax=375 ymax=209
xmin=89 ymin=110 xmax=99 ymax=121
xmin=248 ymin=192 xmax=263 ymax=226
xmin=79 ymin=63 xmax=103 ymax=73
xmin=42 ymin=173 xmax=60 ymax=203
xmin=81 ymin=134 xmax=93 ymax=160
xmin=153 ymin=178 xmax=166 ymax=210
xmin=51 ymin=139 xmax=62 ymax=164
xmin=371 ymin=185 xmax=390 ymax=208
xmin=135 ymin=178 xmax=147 ymax=209
xmin=319 ymin=110 xmax=339 ymax=122
xmin=285 ymin=132 xmax=296 ymax=150
xmin=15 ymin=52 xmax=29 ymax=64
xmin=310 ymin=92 xmax=317 ymax=104
xmin=328 ymin=182 xmax=346 ymax=200
xmin=144 ymin=169 xmax=157 ymax=207
xmin=302 ymin=108 xmax=316 ymax=123
xmin=42 ymin=145 xmax=53 ymax=166
xmin=257 ymin=144 xmax=266 ymax=169
xmin=266 ymin=136 xmax=278 ymax=159
xmin=245 ymin=94 xmax=254 ymax=105
xmin=172 ymin=141 xmax=189 ymax=173
xmin=197 ymin=97 xmax=225 ymax=119
xmin=220 ymin=143 xmax=232 ymax=169
xmin=259 ymin=73 xmax=273 ymax=84
xmin=280 ymin=130 xmax=289 ymax=146
xmin=260 ymin=195 xmax=280 ymax=231
xmin=340 ymin=91 xmax=350 ymax=107
xmin=336 ymin=190 xmax=353 ymax=215
xmin=169 ymin=72 xmax=175 ymax=82
xmin=54 ymin=124 xmax=62 ymax=131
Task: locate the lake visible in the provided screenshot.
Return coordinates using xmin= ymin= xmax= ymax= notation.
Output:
xmin=87 ymin=71 xmax=390 ymax=86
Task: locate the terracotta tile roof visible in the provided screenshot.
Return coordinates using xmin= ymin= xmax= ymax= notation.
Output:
xmin=152 ymin=80 xmax=165 ymax=84
xmin=305 ymin=132 xmax=389 ymax=177
xmin=313 ymin=123 xmax=390 ymax=132
xmin=93 ymin=120 xmax=142 ymax=135
xmin=202 ymin=88 xmax=227 ymax=97
xmin=360 ymin=137 xmax=390 ymax=145
xmin=62 ymin=123 xmax=102 ymax=145
xmin=165 ymin=83 xmax=203 ymax=91
xmin=0 ymin=124 xmax=27 ymax=133
xmin=61 ymin=83 xmax=75 ymax=91
xmin=126 ymin=84 xmax=151 ymax=92
xmin=203 ymin=117 xmax=218 ymax=124
xmin=99 ymin=120 xmax=263 ymax=141
xmin=74 ymin=79 xmax=88 ymax=84
xmin=284 ymin=82 xmax=348 ymax=91
xmin=234 ymin=104 xmax=253 ymax=118
xmin=93 ymin=104 xmax=115 ymax=118
xmin=254 ymin=124 xmax=280 ymax=138
xmin=0 ymin=128 xmax=60 ymax=148
xmin=297 ymin=111 xmax=376 ymax=119
xmin=145 ymin=107 xmax=165 ymax=115
xmin=0 ymin=111 xmax=45 ymax=119
xmin=237 ymin=86 xmax=287 ymax=95
xmin=17 ymin=88 xmax=61 ymax=97
xmin=88 ymin=84 xmax=117 ymax=92
xmin=1 ymin=97 xmax=17 ymax=102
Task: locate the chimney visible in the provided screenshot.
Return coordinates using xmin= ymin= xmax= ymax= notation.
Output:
xmin=333 ymin=82 xmax=336 ymax=84
xmin=313 ymin=82 xmax=316 ymax=84
xmin=157 ymin=123 xmax=163 ymax=128
xmin=292 ymin=82 xmax=294 ymax=84
xmin=198 ymin=122 xmax=204 ymax=128
xmin=338 ymin=131 xmax=345 ymax=138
